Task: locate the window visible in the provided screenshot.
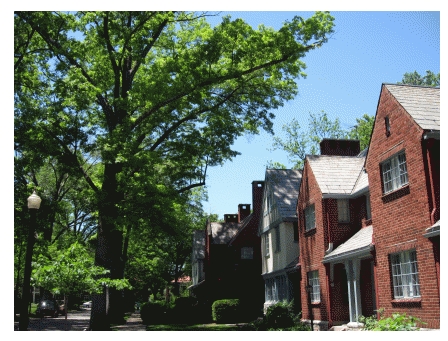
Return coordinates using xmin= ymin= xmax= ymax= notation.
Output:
xmin=391 ymin=250 xmax=420 ymax=298
xmin=304 ymin=204 xmax=315 ymax=231
xmin=293 ymin=222 xmax=299 ymax=242
xmin=385 ymin=116 xmax=391 ymax=136
xmin=381 ymin=152 xmax=408 ymax=194
xmin=275 ymin=226 xmax=281 ymax=252
xmin=307 ymin=270 xmax=321 ymax=303
xmin=365 ymin=194 xmax=371 ymax=220
xmin=337 ymin=199 xmax=350 ymax=223
xmin=265 ymin=234 xmax=270 ymax=257
xmin=265 ymin=275 xmax=290 ymax=303
xmin=241 ymin=247 xmax=253 ymax=259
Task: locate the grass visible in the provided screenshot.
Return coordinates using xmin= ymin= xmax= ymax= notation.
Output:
xmin=146 ymin=323 xmax=244 ymax=331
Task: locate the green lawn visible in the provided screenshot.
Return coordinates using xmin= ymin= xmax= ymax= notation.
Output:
xmin=146 ymin=323 xmax=244 ymax=331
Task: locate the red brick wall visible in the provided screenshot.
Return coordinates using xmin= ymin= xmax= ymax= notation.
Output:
xmin=365 ymin=85 xmax=440 ymax=328
xmin=298 ymin=160 xmax=329 ymax=323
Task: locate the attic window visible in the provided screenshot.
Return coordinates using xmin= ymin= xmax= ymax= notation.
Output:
xmin=242 ymin=205 xmax=246 ymax=209
xmin=385 ymin=116 xmax=391 ymax=136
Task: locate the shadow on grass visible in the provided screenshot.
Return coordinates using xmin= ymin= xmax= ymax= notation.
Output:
xmin=146 ymin=323 xmax=244 ymax=331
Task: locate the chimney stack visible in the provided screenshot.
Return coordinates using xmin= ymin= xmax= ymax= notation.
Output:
xmin=320 ymin=139 xmax=360 ymax=156
xmin=238 ymin=204 xmax=251 ymax=222
xmin=252 ymin=181 xmax=264 ymax=218
xmin=224 ymin=214 xmax=238 ymax=223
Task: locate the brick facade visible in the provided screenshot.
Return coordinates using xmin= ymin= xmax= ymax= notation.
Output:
xmin=365 ymin=84 xmax=440 ymax=329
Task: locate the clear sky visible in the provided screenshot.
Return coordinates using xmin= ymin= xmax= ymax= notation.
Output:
xmin=200 ymin=11 xmax=440 ymax=219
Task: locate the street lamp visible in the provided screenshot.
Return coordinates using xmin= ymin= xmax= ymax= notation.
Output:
xmin=18 ymin=191 xmax=41 ymax=331
xmin=306 ymin=284 xmax=314 ymax=331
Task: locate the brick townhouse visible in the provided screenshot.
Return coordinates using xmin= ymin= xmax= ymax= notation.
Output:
xmin=365 ymin=83 xmax=440 ymax=329
xmin=297 ymin=83 xmax=440 ymax=330
xmin=297 ymin=139 xmax=372 ymax=330
xmin=190 ymin=181 xmax=265 ymax=316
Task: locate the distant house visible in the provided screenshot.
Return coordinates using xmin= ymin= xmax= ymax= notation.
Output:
xmin=190 ymin=181 xmax=265 ymax=316
xmin=297 ymin=139 xmax=372 ymax=330
xmin=365 ymin=84 xmax=440 ymax=329
xmin=258 ymin=169 xmax=302 ymax=313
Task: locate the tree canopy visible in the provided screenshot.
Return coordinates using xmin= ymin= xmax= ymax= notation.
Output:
xmin=398 ymin=70 xmax=440 ymax=87
xmin=14 ymin=11 xmax=335 ymax=329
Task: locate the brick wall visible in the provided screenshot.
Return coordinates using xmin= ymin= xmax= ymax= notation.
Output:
xmin=365 ymin=85 xmax=440 ymax=328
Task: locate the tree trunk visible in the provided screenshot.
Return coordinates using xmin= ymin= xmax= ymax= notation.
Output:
xmin=89 ymin=163 xmax=125 ymax=330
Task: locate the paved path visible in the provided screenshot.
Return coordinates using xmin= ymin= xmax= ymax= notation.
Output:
xmin=14 ymin=309 xmax=146 ymax=331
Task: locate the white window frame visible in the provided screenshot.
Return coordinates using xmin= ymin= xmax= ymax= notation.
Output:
xmin=304 ymin=204 xmax=315 ymax=231
xmin=275 ymin=226 xmax=281 ymax=252
xmin=307 ymin=270 xmax=321 ymax=303
xmin=391 ymin=250 xmax=421 ymax=299
xmin=381 ymin=151 xmax=408 ymax=194
xmin=241 ymin=246 xmax=253 ymax=259
xmin=337 ymin=199 xmax=350 ymax=223
xmin=265 ymin=234 xmax=270 ymax=257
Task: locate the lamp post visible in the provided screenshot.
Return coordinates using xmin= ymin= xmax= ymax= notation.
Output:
xmin=18 ymin=191 xmax=41 ymax=331
xmin=306 ymin=284 xmax=314 ymax=331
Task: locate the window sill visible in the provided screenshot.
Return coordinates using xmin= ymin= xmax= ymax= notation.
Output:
xmin=391 ymin=297 xmax=422 ymax=307
xmin=382 ymin=184 xmax=410 ymax=203
xmin=304 ymin=228 xmax=316 ymax=237
xmin=310 ymin=301 xmax=321 ymax=306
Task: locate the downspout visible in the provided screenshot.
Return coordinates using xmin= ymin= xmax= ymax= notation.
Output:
xmin=425 ymin=139 xmax=437 ymax=225
xmin=325 ymin=209 xmax=333 ymax=254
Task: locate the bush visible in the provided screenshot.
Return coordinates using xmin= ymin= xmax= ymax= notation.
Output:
xmin=140 ymin=301 xmax=168 ymax=325
xmin=358 ymin=309 xmax=426 ymax=331
xmin=212 ymin=299 xmax=241 ymax=324
xmin=242 ymin=301 xmax=309 ymax=331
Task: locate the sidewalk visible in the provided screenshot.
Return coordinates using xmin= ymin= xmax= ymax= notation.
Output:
xmin=113 ymin=311 xmax=146 ymax=331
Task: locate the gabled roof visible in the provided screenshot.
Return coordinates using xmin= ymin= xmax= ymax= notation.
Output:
xmin=208 ymin=222 xmax=240 ymax=244
xmin=385 ymin=84 xmax=440 ymax=131
xmin=322 ymin=225 xmax=373 ymax=263
xmin=265 ymin=169 xmax=302 ymax=221
xmin=307 ymin=155 xmax=365 ymax=196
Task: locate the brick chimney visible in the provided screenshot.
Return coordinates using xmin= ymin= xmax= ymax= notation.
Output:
xmin=320 ymin=139 xmax=360 ymax=156
xmin=252 ymin=181 xmax=265 ymax=218
xmin=238 ymin=204 xmax=251 ymax=222
xmin=224 ymin=214 xmax=238 ymax=223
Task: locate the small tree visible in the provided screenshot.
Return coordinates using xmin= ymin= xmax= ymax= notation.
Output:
xmin=32 ymin=242 xmax=131 ymax=319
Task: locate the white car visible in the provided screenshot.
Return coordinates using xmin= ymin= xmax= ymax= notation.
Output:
xmin=82 ymin=301 xmax=92 ymax=309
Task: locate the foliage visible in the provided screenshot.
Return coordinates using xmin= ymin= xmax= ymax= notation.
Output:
xmin=398 ymin=70 xmax=440 ymax=87
xmin=32 ymin=242 xmax=131 ymax=296
xmin=241 ymin=301 xmax=309 ymax=331
xmin=358 ymin=309 xmax=426 ymax=331
xmin=270 ymin=111 xmax=349 ymax=169
xmin=15 ymin=11 xmax=335 ymax=329
xmin=347 ymin=113 xmax=375 ymax=151
xmin=212 ymin=299 xmax=241 ymax=323
xmin=140 ymin=301 xmax=169 ymax=325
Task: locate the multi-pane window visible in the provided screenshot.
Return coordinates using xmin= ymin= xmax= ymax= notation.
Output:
xmin=241 ymin=247 xmax=253 ymax=259
xmin=275 ymin=226 xmax=281 ymax=252
xmin=265 ymin=275 xmax=291 ymax=303
xmin=381 ymin=152 xmax=408 ymax=194
xmin=304 ymin=204 xmax=315 ymax=231
xmin=307 ymin=270 xmax=321 ymax=303
xmin=337 ymin=199 xmax=350 ymax=223
xmin=265 ymin=234 xmax=270 ymax=257
xmin=391 ymin=250 xmax=420 ymax=298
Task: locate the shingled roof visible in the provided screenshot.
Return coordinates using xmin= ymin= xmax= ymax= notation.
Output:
xmin=307 ymin=155 xmax=365 ymax=196
xmin=322 ymin=225 xmax=373 ymax=263
xmin=385 ymin=84 xmax=440 ymax=131
xmin=265 ymin=169 xmax=302 ymax=221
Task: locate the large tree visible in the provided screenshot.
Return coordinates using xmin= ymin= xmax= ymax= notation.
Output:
xmin=14 ymin=11 xmax=335 ymax=329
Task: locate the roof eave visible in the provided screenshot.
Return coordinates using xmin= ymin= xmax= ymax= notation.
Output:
xmin=322 ymin=244 xmax=374 ymax=264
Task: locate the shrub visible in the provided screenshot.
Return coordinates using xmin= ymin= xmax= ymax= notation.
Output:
xmin=140 ymin=301 xmax=168 ymax=325
xmin=242 ymin=301 xmax=309 ymax=331
xmin=358 ymin=309 xmax=426 ymax=331
xmin=212 ymin=299 xmax=241 ymax=323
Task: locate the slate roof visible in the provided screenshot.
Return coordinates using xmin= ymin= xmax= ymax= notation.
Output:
xmin=208 ymin=222 xmax=240 ymax=244
xmin=265 ymin=169 xmax=302 ymax=221
xmin=385 ymin=84 xmax=440 ymax=131
xmin=322 ymin=225 xmax=373 ymax=263
xmin=307 ymin=155 xmax=365 ymax=196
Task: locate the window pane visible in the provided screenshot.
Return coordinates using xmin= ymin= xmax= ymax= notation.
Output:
xmin=382 ymin=152 xmax=408 ymax=194
xmin=338 ymin=199 xmax=350 ymax=222
xmin=390 ymin=250 xmax=420 ymax=298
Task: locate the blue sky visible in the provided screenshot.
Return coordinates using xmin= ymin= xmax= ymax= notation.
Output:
xmin=200 ymin=11 xmax=440 ymax=219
